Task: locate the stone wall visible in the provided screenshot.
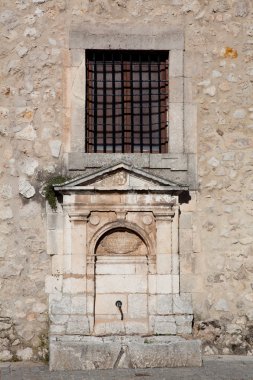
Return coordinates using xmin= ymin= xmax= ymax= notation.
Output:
xmin=0 ymin=0 xmax=253 ymax=361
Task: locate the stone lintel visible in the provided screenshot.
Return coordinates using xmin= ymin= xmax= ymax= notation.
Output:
xmin=70 ymin=28 xmax=184 ymax=51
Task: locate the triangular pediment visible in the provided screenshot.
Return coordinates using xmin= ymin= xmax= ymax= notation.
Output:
xmin=54 ymin=163 xmax=187 ymax=192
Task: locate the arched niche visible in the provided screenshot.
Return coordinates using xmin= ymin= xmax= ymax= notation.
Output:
xmin=89 ymin=220 xmax=155 ymax=258
xmin=93 ymin=226 xmax=150 ymax=335
xmin=95 ymin=228 xmax=148 ymax=256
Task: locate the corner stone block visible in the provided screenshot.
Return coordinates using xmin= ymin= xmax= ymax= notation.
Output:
xmin=175 ymin=315 xmax=193 ymax=334
xmin=172 ymin=294 xmax=193 ymax=314
xmin=47 ymin=213 xmax=64 ymax=230
xmin=152 ymin=315 xmax=177 ymax=335
xmin=45 ymin=275 xmax=62 ymax=294
xmin=50 ymin=294 xmax=72 ymax=315
xmin=47 ymin=230 xmax=63 ymax=255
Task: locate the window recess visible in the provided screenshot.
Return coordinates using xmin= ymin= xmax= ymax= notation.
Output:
xmin=86 ymin=50 xmax=169 ymax=154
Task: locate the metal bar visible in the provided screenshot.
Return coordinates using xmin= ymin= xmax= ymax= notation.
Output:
xmin=102 ymin=52 xmax=106 ymax=153
xmin=93 ymin=52 xmax=98 ymax=153
xmin=130 ymin=54 xmax=134 ymax=153
xmin=112 ymin=52 xmax=116 ymax=152
xmin=148 ymin=54 xmax=152 ymax=153
xmin=157 ymin=55 xmax=161 ymax=153
xmin=121 ymin=52 xmax=124 ymax=153
xmin=139 ymin=53 xmax=143 ymax=153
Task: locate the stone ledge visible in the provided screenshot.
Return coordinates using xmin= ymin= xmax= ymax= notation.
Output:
xmin=49 ymin=335 xmax=202 ymax=370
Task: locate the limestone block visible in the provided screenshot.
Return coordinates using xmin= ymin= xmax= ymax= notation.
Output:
xmin=180 ymin=229 xmax=193 ymax=253
xmin=156 ymin=294 xmax=173 ymax=314
xmin=128 ymin=339 xmax=202 ymax=368
xmin=71 ymin=226 xmax=86 ymax=255
xmin=169 ymin=103 xmax=183 ymax=153
xmin=156 ymin=254 xmax=172 ymax=274
xmin=169 ymin=49 xmax=183 ymax=78
xmin=47 ymin=230 xmax=63 ymax=256
xmin=125 ymin=320 xmax=149 ymax=334
xmin=49 ymin=340 xmax=121 ymax=370
xmin=156 ymin=275 xmax=179 ymax=294
xmin=156 ymin=221 xmax=171 ymax=254
xmin=63 ymin=278 xmax=86 ymax=294
xmin=49 ymin=140 xmax=62 ymax=158
xmin=148 ymin=275 xmax=156 ymax=294
xmin=172 ymin=294 xmax=193 ymax=314
xmin=50 ymin=324 xmax=66 ymax=335
xmin=128 ymin=294 xmax=148 ymax=318
xmin=45 ymin=275 xmax=62 ymax=294
xmin=52 ymin=255 xmax=71 ymax=275
xmin=180 ymin=213 xmax=192 ymax=229
xmin=95 ymin=294 xmax=128 ymax=315
xmin=175 ymin=315 xmax=193 ymax=334
xmin=47 ymin=213 xmax=64 ymax=230
xmin=96 ymin=263 xmax=135 ymax=275
xmin=148 ymin=295 xmax=157 ymax=315
xmin=169 ymin=77 xmax=183 ymax=103
xmin=66 ymin=316 xmax=90 ymax=335
xmin=71 ymin=295 xmax=87 ymax=314
xmin=50 ymin=314 xmax=69 ymax=325
xmin=50 ymin=295 xmax=71 ymax=315
xmin=71 ymin=255 xmax=86 ymax=275
xmin=96 ymin=275 xmax=147 ymax=294
xmin=152 ymin=315 xmax=177 ymax=335
xmin=105 ymin=322 xmax=125 ymax=335
xmin=19 ymin=177 xmax=35 ymax=198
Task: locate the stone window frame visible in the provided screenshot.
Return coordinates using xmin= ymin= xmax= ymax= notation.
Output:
xmin=67 ymin=26 xmax=197 ymax=189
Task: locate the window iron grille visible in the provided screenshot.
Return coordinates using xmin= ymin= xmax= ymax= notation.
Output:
xmin=86 ymin=50 xmax=169 ymax=153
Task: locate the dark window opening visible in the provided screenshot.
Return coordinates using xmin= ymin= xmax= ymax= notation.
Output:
xmin=86 ymin=50 xmax=169 ymax=153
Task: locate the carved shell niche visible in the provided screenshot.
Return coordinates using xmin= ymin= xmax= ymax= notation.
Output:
xmin=96 ymin=229 xmax=147 ymax=256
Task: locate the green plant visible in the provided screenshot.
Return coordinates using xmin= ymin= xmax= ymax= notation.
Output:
xmin=44 ymin=175 xmax=68 ymax=211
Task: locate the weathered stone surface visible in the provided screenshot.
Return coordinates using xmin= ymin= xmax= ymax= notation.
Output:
xmin=50 ymin=336 xmax=202 ymax=370
xmin=19 ymin=177 xmax=35 ymax=198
